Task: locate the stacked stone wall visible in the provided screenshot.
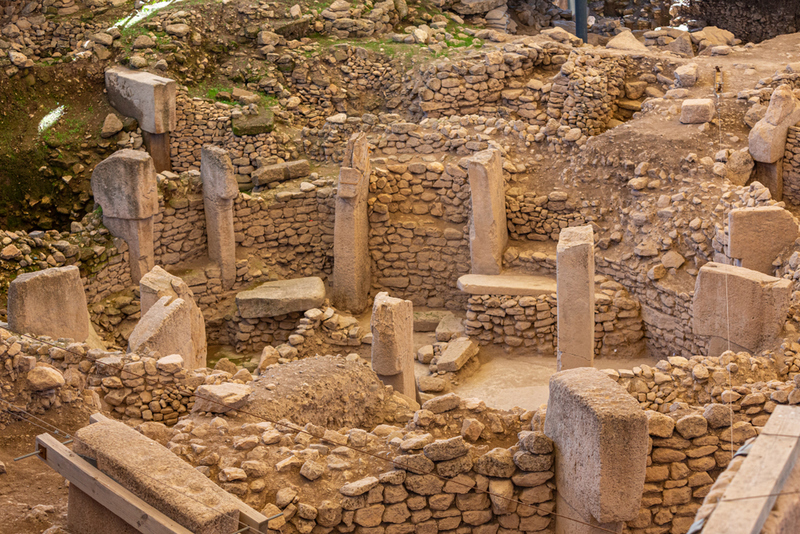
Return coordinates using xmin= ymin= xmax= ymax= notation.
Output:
xmin=783 ymin=126 xmax=800 ymax=205
xmin=369 ymin=163 xmax=471 ymax=309
xmin=464 ymin=279 xmax=645 ymax=358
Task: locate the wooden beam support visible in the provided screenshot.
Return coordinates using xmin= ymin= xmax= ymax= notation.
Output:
xmin=702 ymin=405 xmax=800 ymax=534
xmin=87 ymin=413 xmax=269 ymax=533
xmin=35 ymin=433 xmax=193 ymax=534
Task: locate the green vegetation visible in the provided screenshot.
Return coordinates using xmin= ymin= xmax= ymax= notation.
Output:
xmin=189 ymin=82 xmax=280 ymax=109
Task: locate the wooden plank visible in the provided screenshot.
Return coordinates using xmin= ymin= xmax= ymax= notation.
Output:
xmin=702 ymin=405 xmax=800 ymax=534
xmin=35 ymin=434 xmax=193 ymax=534
xmin=88 ymin=413 xmax=269 ymax=533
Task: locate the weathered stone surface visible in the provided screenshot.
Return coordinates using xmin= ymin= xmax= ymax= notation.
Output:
xmin=192 ymin=383 xmax=252 ymax=413
xmin=201 ymin=146 xmax=238 ymax=289
xmin=128 ymin=296 xmax=202 ymax=369
xmin=8 ymin=266 xmax=91 ymax=342
xmin=693 ymin=262 xmax=791 ymax=355
xmin=74 ymin=417 xmax=240 ymax=533
xmin=91 ymin=149 xmax=158 ymax=220
xmin=728 ymin=206 xmax=798 ymax=274
xmin=544 ymin=368 xmax=647 ymax=525
xmin=232 ymin=109 xmax=275 ymax=136
xmin=27 ymin=366 xmax=65 ymax=391
xmin=236 ymin=277 xmax=326 ymax=318
xmin=105 ymin=66 xmax=176 ymax=134
xmin=556 ymin=226 xmax=595 ymax=370
xmin=680 ymin=99 xmax=715 ymax=124
xmin=333 ymin=133 xmax=371 ymax=313
xmin=468 ymin=149 xmax=507 ymax=275
xmin=436 ymin=337 xmax=479 ymax=372
xmin=606 ymin=30 xmax=647 ymax=52
xmin=750 ymin=84 xmax=800 ymax=163
xmin=371 ymin=292 xmax=416 ymax=400
xmin=457 ymin=274 xmax=556 ymax=296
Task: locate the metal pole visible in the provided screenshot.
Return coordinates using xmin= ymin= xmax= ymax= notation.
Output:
xmin=575 ymin=0 xmax=588 ymax=43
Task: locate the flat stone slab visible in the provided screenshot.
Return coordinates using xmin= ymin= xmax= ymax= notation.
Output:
xmin=436 ymin=313 xmax=465 ymax=342
xmin=457 ymin=274 xmax=557 ymax=296
xmin=437 ymin=337 xmax=479 ymax=372
xmin=236 ymin=277 xmax=326 ymax=318
xmin=232 ymin=109 xmax=275 ymax=136
xmin=74 ymin=418 xmax=240 ymax=533
xmin=414 ymin=310 xmax=453 ymax=332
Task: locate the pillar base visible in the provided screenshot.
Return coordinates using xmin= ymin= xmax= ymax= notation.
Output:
xmin=103 ymin=215 xmax=155 ymax=284
xmin=754 ymin=159 xmax=784 ymax=201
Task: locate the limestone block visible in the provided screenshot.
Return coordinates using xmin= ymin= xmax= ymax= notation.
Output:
xmin=371 ymin=292 xmax=413 ymax=376
xmin=192 ymin=383 xmax=253 ymax=413
xmin=437 ymin=337 xmax=479 ymax=372
xmin=91 ymin=149 xmax=158 ymax=220
xmin=725 ymin=148 xmax=754 ymax=186
xmin=457 ymin=274 xmax=556 ymax=296
xmin=371 ymin=292 xmax=416 ymax=400
xmin=728 ymin=206 xmax=798 ymax=274
xmin=139 ymin=266 xmax=207 ymax=368
xmin=749 ymin=84 xmax=800 ymax=164
xmin=556 ymin=226 xmax=595 ymax=370
xmin=680 ymin=99 xmax=715 ymax=124
xmin=27 ymin=366 xmax=65 ymax=391
xmin=201 ymin=146 xmax=238 ymax=201
xmin=605 ymin=30 xmax=647 ymax=52
xmin=74 ymin=418 xmax=240 ymax=533
xmin=236 ymin=277 xmax=326 ymax=319
xmin=105 ymin=66 xmax=176 ymax=134
xmin=102 ymin=216 xmax=154 ymax=285
xmin=544 ymin=368 xmax=647 ymax=527
xmin=201 ymin=146 xmax=237 ymax=289
xmin=693 ymin=262 xmax=792 ymax=355
xmin=674 ymin=63 xmax=698 ymax=87
xmin=8 ymin=266 xmax=90 ymax=342
xmin=333 ymin=133 xmax=371 ymax=313
xmin=128 ymin=296 xmax=202 ymax=369
xmin=468 ymin=149 xmax=507 ymax=275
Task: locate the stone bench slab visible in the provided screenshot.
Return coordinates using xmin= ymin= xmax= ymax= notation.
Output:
xmin=457 ymin=274 xmax=557 ymax=296
xmin=236 ymin=277 xmax=326 ymax=319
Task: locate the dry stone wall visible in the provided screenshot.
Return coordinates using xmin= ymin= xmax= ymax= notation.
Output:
xmin=369 ymin=162 xmax=471 ymax=309
xmin=0 ymin=328 xmax=216 ymax=426
xmin=783 ymin=126 xmax=800 ymax=205
xmin=464 ymin=276 xmax=645 ymax=358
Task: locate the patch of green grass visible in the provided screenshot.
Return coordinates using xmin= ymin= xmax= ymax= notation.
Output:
xmin=189 ymin=83 xmax=280 ymax=109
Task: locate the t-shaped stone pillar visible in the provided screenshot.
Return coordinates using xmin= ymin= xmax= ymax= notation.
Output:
xmin=727 ymin=206 xmax=798 ymax=275
xmin=201 ymin=146 xmax=238 ymax=290
xmin=91 ymin=149 xmax=159 ymax=284
xmin=105 ymin=66 xmax=176 ymax=172
xmin=468 ymin=149 xmax=507 ymax=275
xmin=556 ymin=225 xmax=595 ymax=370
xmin=544 ymin=368 xmax=648 ymax=534
xmin=333 ymin=132 xmax=371 ymax=313
xmin=371 ymin=292 xmax=417 ymax=401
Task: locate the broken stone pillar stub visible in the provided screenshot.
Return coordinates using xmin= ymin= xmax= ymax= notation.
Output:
xmin=91 ymin=149 xmax=159 ymax=284
xmin=201 ymin=145 xmax=238 ymax=290
xmin=333 ymin=133 xmax=371 ymax=313
xmin=371 ymin=292 xmax=416 ymax=400
xmin=8 ymin=265 xmax=91 ymax=342
xmin=138 ymin=265 xmax=207 ymax=369
xmin=556 ymin=225 xmax=595 ymax=371
xmin=544 ymin=368 xmax=647 ymax=534
xmin=468 ymin=148 xmax=507 ymax=275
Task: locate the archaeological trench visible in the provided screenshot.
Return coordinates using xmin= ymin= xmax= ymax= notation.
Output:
xmin=7 ymin=0 xmax=800 ymax=533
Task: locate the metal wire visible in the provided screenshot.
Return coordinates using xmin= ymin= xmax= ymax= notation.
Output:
xmin=1 ymin=328 xmax=616 ymax=533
